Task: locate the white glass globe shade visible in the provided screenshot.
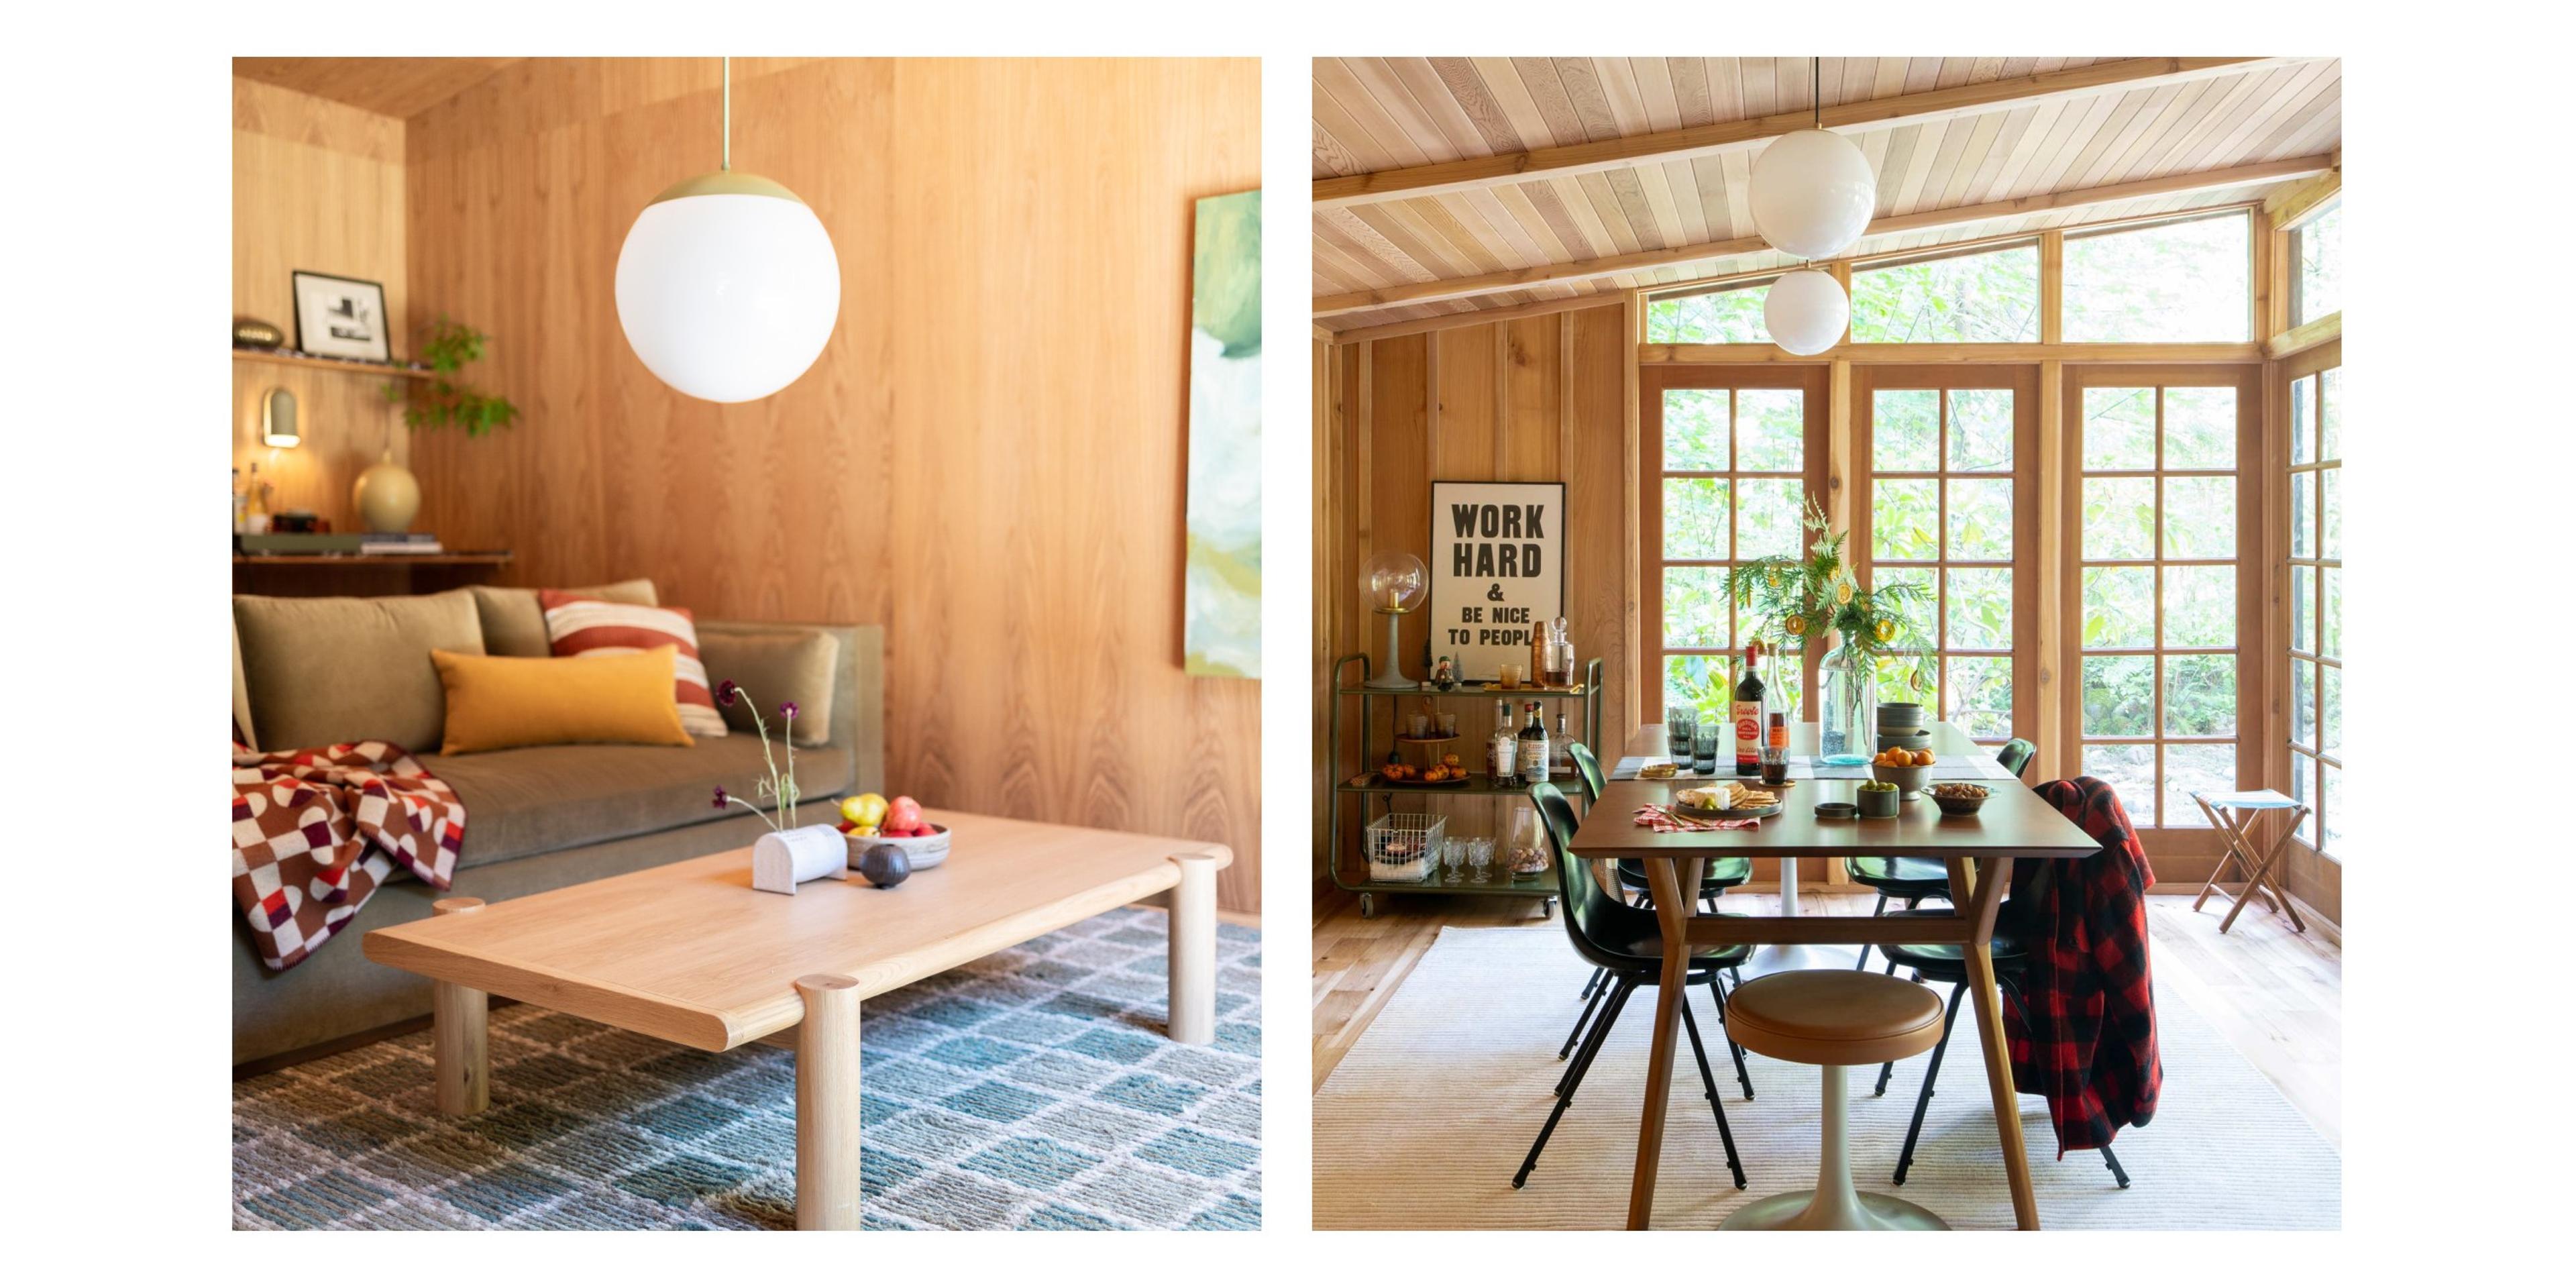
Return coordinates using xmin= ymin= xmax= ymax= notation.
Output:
xmin=1764 ymin=269 xmax=1849 ymax=356
xmin=1362 ymin=551 xmax=1429 ymax=614
xmin=615 ymin=181 xmax=840 ymax=403
xmin=1750 ymin=128 xmax=1876 ymax=260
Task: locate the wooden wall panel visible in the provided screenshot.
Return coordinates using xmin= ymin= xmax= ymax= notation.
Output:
xmin=402 ymin=58 xmax=1262 ymax=911
xmin=233 ymin=77 xmax=409 ymax=531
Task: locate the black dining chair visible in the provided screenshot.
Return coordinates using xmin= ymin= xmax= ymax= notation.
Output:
xmin=1870 ymin=908 xmax=2131 ymax=1189
xmin=1851 ymin=737 xmax=2035 ymax=973
xmin=1517 ymin=782 xmax=1751 ymax=1191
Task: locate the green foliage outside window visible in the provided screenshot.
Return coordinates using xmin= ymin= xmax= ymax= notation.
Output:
xmin=2063 ymin=213 xmax=2251 ymax=343
xmin=1646 ymin=282 xmax=1769 ymax=344
xmin=1849 ymin=244 xmax=2040 ymax=343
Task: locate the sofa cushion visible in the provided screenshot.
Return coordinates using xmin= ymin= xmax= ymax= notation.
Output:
xmin=420 ymin=735 xmax=853 ymax=871
xmin=234 ymin=590 xmax=485 ymax=755
xmin=431 ymin=646 xmax=694 ymax=755
xmin=471 ymin=579 xmax=657 ymax=657
xmin=542 ymin=593 xmax=727 ymax=739
xmin=700 ymin=627 xmax=841 ymax=747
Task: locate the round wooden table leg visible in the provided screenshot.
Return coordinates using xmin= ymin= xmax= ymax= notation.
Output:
xmin=430 ymin=897 xmax=487 ymax=1116
xmin=1166 ymin=853 xmax=1223 ymax=1045
xmin=795 ymin=973 xmax=863 ymax=1231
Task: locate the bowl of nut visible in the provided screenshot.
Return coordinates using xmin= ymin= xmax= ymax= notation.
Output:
xmin=1927 ymin=782 xmax=1991 ymax=816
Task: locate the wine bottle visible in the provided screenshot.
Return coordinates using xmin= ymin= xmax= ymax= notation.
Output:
xmin=1733 ymin=641 xmax=1766 ymax=777
xmin=1518 ymin=701 xmax=1551 ymax=782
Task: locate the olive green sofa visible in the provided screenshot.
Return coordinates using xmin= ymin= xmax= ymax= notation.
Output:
xmin=230 ymin=582 xmax=883 ymax=1066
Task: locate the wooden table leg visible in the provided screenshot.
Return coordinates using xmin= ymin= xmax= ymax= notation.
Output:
xmin=1625 ymin=855 xmax=1703 ymax=1230
xmin=1947 ymin=857 xmax=2039 ymax=1231
xmin=430 ymin=897 xmax=488 ymax=1116
xmin=1165 ymin=853 xmax=1221 ymax=1045
xmin=796 ymin=973 xmax=863 ymax=1231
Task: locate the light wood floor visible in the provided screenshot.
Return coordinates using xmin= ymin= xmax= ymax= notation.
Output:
xmin=1311 ymin=883 xmax=2341 ymax=1148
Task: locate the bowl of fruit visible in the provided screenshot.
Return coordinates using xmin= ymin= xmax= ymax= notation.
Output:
xmin=839 ymin=793 xmax=949 ymax=869
xmin=1856 ymin=779 xmax=1903 ymax=818
xmin=1870 ymin=746 xmax=1935 ymax=798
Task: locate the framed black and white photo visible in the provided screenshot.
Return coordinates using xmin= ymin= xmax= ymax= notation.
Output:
xmin=290 ymin=270 xmax=391 ymax=362
xmin=1428 ymin=480 xmax=1566 ymax=683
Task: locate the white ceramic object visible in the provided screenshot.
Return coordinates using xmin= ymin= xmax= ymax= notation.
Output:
xmin=753 ymin=823 xmax=848 ymax=894
xmin=1749 ymin=127 xmax=1877 ymax=260
xmin=853 ymin=822 xmax=951 ymax=871
xmin=615 ymin=181 xmax=841 ymax=403
xmin=1764 ymin=268 xmax=1849 ymax=356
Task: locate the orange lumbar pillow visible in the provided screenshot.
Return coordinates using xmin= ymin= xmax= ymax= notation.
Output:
xmin=429 ymin=645 xmax=694 ymax=755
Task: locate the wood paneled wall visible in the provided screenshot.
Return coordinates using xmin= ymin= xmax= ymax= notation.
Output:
xmin=232 ymin=77 xmax=409 ymax=528
xmin=1316 ymin=303 xmax=1633 ymax=879
xmin=399 ymin=58 xmax=1263 ymax=912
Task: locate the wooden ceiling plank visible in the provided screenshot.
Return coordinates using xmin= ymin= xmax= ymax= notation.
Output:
xmin=1632 ymin=57 xmax=1684 ymax=133
xmin=1961 ymin=104 xmax=2039 ymax=205
xmin=1314 ymin=57 xmax=2302 ymax=209
xmin=1708 ymin=58 xmax=1745 ymax=123
xmin=1471 ymin=57 xmax=1556 ymax=151
xmin=1348 ymin=56 xmax=1465 ymax=163
xmin=2127 ymin=67 xmax=2268 ymax=182
xmin=1313 ymin=153 xmax=2332 ymax=317
xmin=1662 ymin=156 xmax=1712 ymax=246
xmin=1460 ymin=185 xmax=1555 ymax=270
xmin=1635 ymin=160 xmax=1689 ymax=251
xmin=1510 ymin=57 xmax=1589 ymax=149
xmin=1668 ymin=57 xmax=1716 ymax=129
xmin=1313 ymin=59 xmax=1434 ymax=172
xmin=1430 ymin=58 xmax=1532 ymax=156
xmin=1574 ymin=170 xmax=1646 ymax=256
xmin=1389 ymin=58 xmax=1497 ymax=160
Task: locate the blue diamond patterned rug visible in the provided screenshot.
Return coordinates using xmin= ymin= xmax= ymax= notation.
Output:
xmin=233 ymin=907 xmax=1260 ymax=1230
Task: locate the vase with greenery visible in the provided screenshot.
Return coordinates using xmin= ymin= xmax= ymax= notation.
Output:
xmin=1720 ymin=496 xmax=1937 ymax=762
xmin=384 ymin=316 xmax=519 ymax=437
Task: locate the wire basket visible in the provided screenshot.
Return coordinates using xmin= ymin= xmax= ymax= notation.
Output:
xmin=1365 ymin=812 xmax=1447 ymax=883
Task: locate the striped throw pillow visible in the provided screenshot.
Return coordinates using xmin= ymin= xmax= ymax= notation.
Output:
xmin=539 ymin=591 xmax=728 ymax=739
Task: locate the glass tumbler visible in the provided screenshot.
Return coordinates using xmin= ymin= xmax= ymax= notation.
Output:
xmin=1666 ymin=705 xmax=1697 ymax=759
xmin=1692 ymin=727 xmax=1721 ymax=775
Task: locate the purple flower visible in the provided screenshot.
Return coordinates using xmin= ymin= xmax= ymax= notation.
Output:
xmin=715 ymin=679 xmax=740 ymax=708
xmin=779 ymin=700 xmax=800 ymax=720
xmin=711 ymin=785 xmax=730 ymax=810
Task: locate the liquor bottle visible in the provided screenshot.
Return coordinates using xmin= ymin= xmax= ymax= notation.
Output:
xmin=242 ymin=463 xmax=271 ymax=535
xmin=1553 ymin=712 xmax=1570 ymax=773
xmin=1733 ymin=641 xmax=1766 ymax=777
xmin=1518 ymin=701 xmax=1552 ymax=782
xmin=1489 ymin=698 xmax=1515 ymax=782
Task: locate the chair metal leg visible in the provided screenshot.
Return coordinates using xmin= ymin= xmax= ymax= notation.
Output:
xmin=1517 ymin=978 xmax=1633 ymax=1188
xmin=1552 ymin=976 xmax=1625 ymax=1099
xmin=2101 ymin=1142 xmax=2131 ymax=1189
xmin=1892 ymin=981 xmax=1969 ymax=1185
xmin=1578 ymin=964 xmax=1606 ymax=1000
xmin=1680 ymin=994 xmax=1748 ymax=1189
xmin=1854 ymin=891 xmax=1889 ymax=969
xmin=1558 ymin=971 xmax=1608 ymax=1061
xmin=1711 ymin=969 xmax=1754 ymax=1101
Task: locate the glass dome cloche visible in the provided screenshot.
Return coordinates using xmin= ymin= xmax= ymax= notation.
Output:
xmin=1361 ymin=551 xmax=1430 ymax=689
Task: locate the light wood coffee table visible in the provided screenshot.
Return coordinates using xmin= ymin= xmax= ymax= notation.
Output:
xmin=364 ymin=808 xmax=1230 ymax=1230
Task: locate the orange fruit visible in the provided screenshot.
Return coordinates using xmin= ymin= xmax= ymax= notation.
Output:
xmin=1912 ymin=749 xmax=1937 ymax=766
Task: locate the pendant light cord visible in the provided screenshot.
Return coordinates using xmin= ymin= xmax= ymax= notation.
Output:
xmin=721 ymin=56 xmax=731 ymax=171
xmin=1813 ymin=56 xmax=1821 ymax=129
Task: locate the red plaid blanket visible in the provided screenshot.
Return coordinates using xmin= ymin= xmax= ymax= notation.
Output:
xmin=231 ymin=741 xmax=465 ymax=971
xmin=1631 ymin=804 xmax=1762 ymax=833
xmin=2000 ymin=776 xmax=2162 ymax=1156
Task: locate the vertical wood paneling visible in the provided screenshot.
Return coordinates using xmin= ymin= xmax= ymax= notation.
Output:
xmin=1504 ymin=315 xmax=1561 ymax=482
xmin=1369 ymin=334 xmax=1434 ymax=680
xmin=403 ymin=58 xmax=1262 ymax=911
xmin=233 ymin=78 xmax=409 ymax=531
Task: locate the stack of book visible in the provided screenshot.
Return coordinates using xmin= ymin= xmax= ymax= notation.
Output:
xmin=237 ymin=532 xmax=445 ymax=555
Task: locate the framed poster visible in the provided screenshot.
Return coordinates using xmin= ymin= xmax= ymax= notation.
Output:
xmin=1428 ymin=480 xmax=1566 ymax=682
xmin=290 ymin=270 xmax=391 ymax=362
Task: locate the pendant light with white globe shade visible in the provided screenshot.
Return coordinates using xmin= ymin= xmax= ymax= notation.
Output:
xmin=1748 ymin=60 xmax=1876 ymax=260
xmin=1763 ymin=267 xmax=1851 ymax=356
xmin=615 ymin=58 xmax=841 ymax=404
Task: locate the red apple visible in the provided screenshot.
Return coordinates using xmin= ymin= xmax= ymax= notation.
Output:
xmin=885 ymin=796 xmax=923 ymax=833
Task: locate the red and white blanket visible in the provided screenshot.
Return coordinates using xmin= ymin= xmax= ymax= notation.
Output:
xmin=231 ymin=741 xmax=465 ymax=971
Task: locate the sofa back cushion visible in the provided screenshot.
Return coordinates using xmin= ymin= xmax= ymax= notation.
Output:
xmin=470 ymin=579 xmax=658 ymax=657
xmin=698 ymin=627 xmax=841 ymax=747
xmin=233 ymin=590 xmax=486 ymax=754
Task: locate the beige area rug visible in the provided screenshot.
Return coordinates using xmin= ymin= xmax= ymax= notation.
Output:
xmin=1314 ymin=927 xmax=2339 ymax=1230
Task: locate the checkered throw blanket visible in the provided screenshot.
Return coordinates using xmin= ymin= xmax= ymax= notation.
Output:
xmin=231 ymin=741 xmax=465 ymax=971
xmin=1630 ymin=804 xmax=1761 ymax=833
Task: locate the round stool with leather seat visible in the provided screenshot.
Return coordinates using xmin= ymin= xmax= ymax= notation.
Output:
xmin=1719 ymin=970 xmax=1951 ymax=1230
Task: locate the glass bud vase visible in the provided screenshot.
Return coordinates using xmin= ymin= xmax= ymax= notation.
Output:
xmin=1818 ymin=639 xmax=1874 ymax=764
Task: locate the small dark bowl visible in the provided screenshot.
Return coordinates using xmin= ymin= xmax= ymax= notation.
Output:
xmin=1931 ymin=793 xmax=1988 ymax=817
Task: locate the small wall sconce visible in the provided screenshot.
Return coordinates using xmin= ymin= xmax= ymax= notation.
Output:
xmin=262 ymin=386 xmax=300 ymax=448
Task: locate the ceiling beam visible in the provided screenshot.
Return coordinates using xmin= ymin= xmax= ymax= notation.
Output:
xmin=1313 ymin=154 xmax=2336 ymax=318
xmin=1313 ymin=57 xmax=2307 ymax=211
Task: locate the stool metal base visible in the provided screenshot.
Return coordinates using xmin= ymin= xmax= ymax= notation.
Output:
xmin=1719 ymin=1189 xmax=1950 ymax=1230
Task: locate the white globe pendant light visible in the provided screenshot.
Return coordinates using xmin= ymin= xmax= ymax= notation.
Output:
xmin=1748 ymin=60 xmax=1876 ymax=260
xmin=616 ymin=58 xmax=840 ymax=403
xmin=1764 ymin=268 xmax=1849 ymax=356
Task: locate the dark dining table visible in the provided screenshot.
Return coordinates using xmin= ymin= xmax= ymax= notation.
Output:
xmin=1566 ymin=720 xmax=2097 ymax=1230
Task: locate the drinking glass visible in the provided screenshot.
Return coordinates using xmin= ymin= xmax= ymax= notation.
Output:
xmin=1468 ymin=837 xmax=1494 ymax=883
xmin=1436 ymin=711 xmax=1459 ymax=737
xmin=1442 ymin=839 xmax=1468 ymax=881
xmin=1498 ymin=663 xmax=1521 ymax=689
xmin=1692 ymin=727 xmax=1721 ymax=775
xmin=1665 ymin=705 xmax=1697 ymax=759
xmin=1760 ymin=743 xmax=1789 ymax=786
xmin=1405 ymin=712 xmax=1431 ymax=739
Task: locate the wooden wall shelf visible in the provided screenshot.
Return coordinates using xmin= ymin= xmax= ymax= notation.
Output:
xmin=231 ymin=551 xmax=513 ymax=598
xmin=233 ymin=348 xmax=435 ymax=382
xmin=232 ymin=553 xmax=511 ymax=566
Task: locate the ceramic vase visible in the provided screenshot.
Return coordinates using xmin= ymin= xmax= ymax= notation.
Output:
xmin=752 ymin=822 xmax=847 ymax=894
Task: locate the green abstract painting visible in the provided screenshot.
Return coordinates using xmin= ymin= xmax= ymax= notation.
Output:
xmin=1185 ymin=189 xmax=1260 ymax=678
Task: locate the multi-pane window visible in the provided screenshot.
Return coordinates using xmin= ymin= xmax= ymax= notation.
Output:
xmin=1849 ymin=242 xmax=2041 ymax=343
xmin=2063 ymin=212 xmax=2253 ymax=343
xmin=2073 ymin=382 xmax=2247 ymax=826
xmin=2290 ymin=200 xmax=2341 ymax=327
xmin=2287 ymin=365 xmax=2343 ymax=855
xmin=1862 ymin=384 xmax=2021 ymax=745
xmin=1646 ymin=380 xmax=1817 ymax=719
xmin=1645 ymin=279 xmax=1772 ymax=345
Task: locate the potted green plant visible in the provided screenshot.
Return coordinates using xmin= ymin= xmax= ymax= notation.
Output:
xmin=1721 ymin=496 xmax=1937 ymax=762
xmin=385 ymin=316 xmax=519 ymax=437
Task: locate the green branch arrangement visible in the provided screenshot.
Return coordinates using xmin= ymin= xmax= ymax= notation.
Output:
xmin=385 ymin=316 xmax=519 ymax=437
xmin=1721 ymin=495 xmax=1938 ymax=690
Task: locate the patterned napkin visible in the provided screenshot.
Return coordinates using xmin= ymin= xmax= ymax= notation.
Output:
xmin=1632 ymin=804 xmax=1762 ymax=833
